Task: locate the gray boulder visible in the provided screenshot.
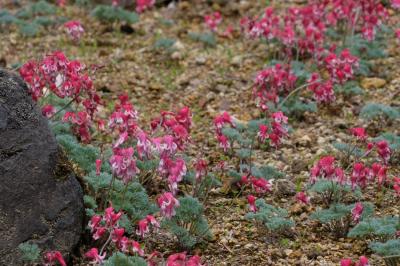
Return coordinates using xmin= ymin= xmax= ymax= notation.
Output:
xmin=0 ymin=69 xmax=84 ymax=265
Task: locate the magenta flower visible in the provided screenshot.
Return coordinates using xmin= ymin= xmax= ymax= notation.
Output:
xmin=157 ymin=192 xmax=179 ymax=219
xmin=187 ymin=255 xmax=205 ymax=266
xmin=131 ymin=240 xmax=144 ymax=256
xmin=136 ymin=218 xmax=149 ymax=238
xmin=247 ymin=195 xmax=257 ymax=212
xmin=92 ymin=226 xmax=106 ymax=240
xmin=194 ymin=158 xmax=208 ymax=181
xmin=109 ymin=147 xmax=139 ymax=184
xmin=351 ymin=162 xmax=367 ymax=189
xmin=340 ymin=258 xmax=353 ymax=266
xmin=307 ymin=73 xmax=335 ymax=103
xmin=358 ymin=256 xmax=369 ymax=266
xmin=85 ymin=248 xmax=106 ymax=264
xmin=351 ymin=202 xmax=364 ymax=223
xmin=217 ymin=134 xmax=230 ymax=153
xmin=95 ymin=159 xmax=102 ymax=176
xmin=146 ymin=215 xmax=160 ymax=228
xmin=41 ymin=105 xmax=56 ymax=118
xmin=136 ymin=0 xmax=155 ymax=13
xmin=325 ymin=49 xmax=359 ymax=84
xmin=258 ymin=124 xmax=269 ymax=142
xmin=393 ymin=177 xmax=400 ymax=197
xmin=44 ymin=251 xmax=66 ymax=266
xmin=204 ymin=12 xmax=222 ymax=32
xmin=64 ymin=20 xmax=84 ymax=42
xmin=250 ymin=177 xmax=273 ymax=194
xmin=376 ymin=140 xmax=391 ymax=164
xmin=166 ymin=252 xmax=187 ymax=266
xmin=111 ymin=227 xmax=125 ymax=244
xmin=350 ymin=127 xmax=367 ymax=141
xmin=88 ymin=215 xmax=102 ymax=232
xmin=214 ymin=112 xmax=234 ymax=134
xmin=104 ymin=205 xmax=123 ymax=227
xmin=295 ymin=191 xmax=310 ymax=205
xmin=392 ymin=0 xmax=400 ymax=9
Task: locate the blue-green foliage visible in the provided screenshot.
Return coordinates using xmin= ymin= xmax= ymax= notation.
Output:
xmin=245 ymin=199 xmax=294 ymax=232
xmin=162 ymin=196 xmax=212 ymax=249
xmin=154 ymin=38 xmax=176 ymax=51
xmin=18 ymin=243 xmax=40 ymax=263
xmin=103 ymin=252 xmax=147 ymax=266
xmin=335 ymin=81 xmax=364 ymax=96
xmin=359 ymin=103 xmax=400 ymax=121
xmin=310 ymin=202 xmax=374 ymax=224
xmin=1 ymin=1 xmax=62 ymax=37
xmin=56 ymin=134 xmax=100 ymax=173
xmin=188 ymin=32 xmax=217 ymax=47
xmin=91 ymin=5 xmax=139 ymax=24
xmin=369 ymin=239 xmax=400 ymax=257
xmin=308 ymin=179 xmax=362 ymax=205
xmin=348 ymin=216 xmax=399 ymax=239
xmin=332 ymin=142 xmax=365 ymax=158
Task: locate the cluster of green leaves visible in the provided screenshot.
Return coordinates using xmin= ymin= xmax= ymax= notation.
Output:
xmin=103 ymin=252 xmax=147 ymax=266
xmin=308 ymin=179 xmax=362 ymax=205
xmin=245 ymin=199 xmax=294 ymax=233
xmin=18 ymin=243 xmax=40 ymax=264
xmin=91 ymin=5 xmax=139 ymax=24
xmin=359 ymin=103 xmax=400 ymax=121
xmin=162 ymin=196 xmax=212 ymax=249
xmin=0 ymin=1 xmax=65 ymax=37
xmin=310 ymin=202 xmax=374 ymax=237
xmin=221 ymin=118 xmax=285 ymax=182
xmin=188 ymin=32 xmax=217 ymax=47
xmin=154 ymin=38 xmax=176 ymax=52
xmin=334 ymin=81 xmax=364 ymax=96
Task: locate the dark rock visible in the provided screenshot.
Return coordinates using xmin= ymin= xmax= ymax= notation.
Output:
xmin=0 ymin=69 xmax=84 ymax=265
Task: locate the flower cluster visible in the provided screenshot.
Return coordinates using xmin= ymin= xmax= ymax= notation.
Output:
xmin=340 ymin=256 xmax=369 ymax=266
xmin=43 ymin=251 xmax=66 ymax=266
xmin=109 ymin=147 xmax=139 ymax=184
xmin=324 ymin=49 xmax=359 ymax=84
xmin=204 ymin=12 xmax=222 ymax=32
xmin=64 ymin=20 xmax=84 ymax=42
xmin=253 ymin=64 xmax=297 ymax=110
xmin=157 ymin=192 xmax=180 ymax=219
xmin=86 ymin=206 xmax=145 ymax=264
xmin=164 ymin=252 xmax=205 ymax=266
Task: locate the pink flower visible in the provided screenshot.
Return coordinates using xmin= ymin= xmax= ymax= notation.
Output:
xmin=395 ymin=29 xmax=400 ymax=41
xmin=131 ymin=241 xmax=145 ymax=256
xmin=308 ymin=73 xmax=335 ymax=103
xmin=111 ymin=227 xmax=125 ymax=244
xmin=146 ymin=215 xmax=160 ymax=228
xmin=136 ymin=0 xmax=155 ymax=13
xmin=377 ymin=166 xmax=387 ymax=187
xmin=351 ymin=162 xmax=367 ymax=189
xmin=85 ymin=248 xmax=106 ymax=264
xmin=392 ymin=0 xmax=400 ymax=9
xmin=157 ymin=192 xmax=180 ymax=219
xmin=247 ymin=195 xmax=257 ymax=212
xmin=95 ymin=159 xmax=102 ymax=176
xmin=376 ymin=140 xmax=391 ymax=164
xmin=258 ymin=124 xmax=269 ymax=142
xmin=44 ymin=251 xmax=66 ymax=266
xmin=358 ymin=256 xmax=369 ymax=266
xmin=217 ymin=134 xmax=230 ymax=152
xmin=310 ymin=156 xmax=336 ymax=182
xmin=187 ymin=255 xmax=205 ymax=266
xmin=325 ymin=49 xmax=359 ymax=84
xmin=194 ymin=159 xmax=208 ymax=181
xmin=295 ymin=191 xmax=310 ymax=205
xmin=64 ymin=20 xmax=84 ymax=42
xmin=204 ymin=12 xmax=222 ymax=31
xmin=88 ymin=215 xmax=102 ymax=232
xmin=136 ymin=218 xmax=149 ymax=238
xmin=250 ymin=177 xmax=273 ymax=194
xmin=109 ymin=147 xmax=139 ymax=184
xmin=166 ymin=252 xmax=187 ymax=266
xmin=104 ymin=205 xmax=122 ymax=226
xmin=214 ymin=112 xmax=234 ymax=134
xmin=351 ymin=202 xmax=364 ymax=223
xmin=341 ymin=258 xmax=353 ymax=266
xmin=41 ymin=105 xmax=56 ymax=118
xmin=93 ymin=226 xmax=106 ymax=240
xmin=350 ymin=127 xmax=367 ymax=141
